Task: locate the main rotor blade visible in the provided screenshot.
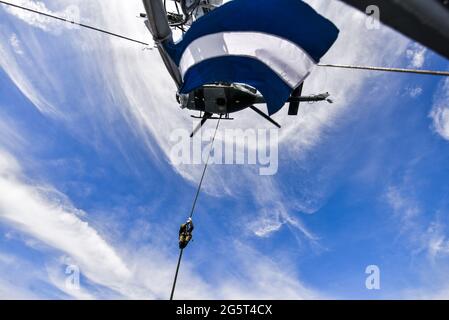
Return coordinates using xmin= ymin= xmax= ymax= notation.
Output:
xmin=0 ymin=0 xmax=149 ymax=46
xmin=190 ymin=112 xmax=214 ymax=138
xmin=249 ymin=106 xmax=281 ymax=128
xmin=318 ymin=63 xmax=449 ymax=77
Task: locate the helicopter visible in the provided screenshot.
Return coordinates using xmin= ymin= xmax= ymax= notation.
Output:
xmin=141 ymin=0 xmax=336 ymax=137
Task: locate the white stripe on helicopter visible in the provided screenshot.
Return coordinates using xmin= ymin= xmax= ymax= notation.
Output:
xmin=178 ymin=31 xmax=315 ymax=88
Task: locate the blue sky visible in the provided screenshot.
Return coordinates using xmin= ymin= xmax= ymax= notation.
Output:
xmin=1 ymin=0 xmax=449 ymax=299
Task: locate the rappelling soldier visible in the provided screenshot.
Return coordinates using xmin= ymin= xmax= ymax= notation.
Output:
xmin=179 ymin=217 xmax=194 ymax=249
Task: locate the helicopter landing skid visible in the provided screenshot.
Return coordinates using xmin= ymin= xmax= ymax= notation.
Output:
xmin=190 ymin=115 xmax=234 ymax=120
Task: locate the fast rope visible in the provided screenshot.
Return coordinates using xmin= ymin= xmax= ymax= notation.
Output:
xmin=170 ymin=116 xmax=222 ymax=301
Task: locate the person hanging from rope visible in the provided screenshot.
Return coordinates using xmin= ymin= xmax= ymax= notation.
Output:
xmin=179 ymin=217 xmax=194 ymax=249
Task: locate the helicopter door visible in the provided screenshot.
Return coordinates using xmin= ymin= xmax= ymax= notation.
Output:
xmin=203 ymin=86 xmax=228 ymax=114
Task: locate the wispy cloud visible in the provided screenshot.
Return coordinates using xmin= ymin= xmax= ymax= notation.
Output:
xmin=426 ymin=221 xmax=449 ymax=259
xmin=0 ymin=252 xmax=41 ymax=299
xmin=407 ymin=86 xmax=423 ymax=98
xmin=385 ymin=185 xmax=420 ymax=231
xmin=9 ymin=33 xmax=24 ymax=55
xmin=3 ymin=0 xmax=79 ymax=33
xmin=0 ymin=148 xmax=133 ymax=297
xmin=385 ymin=182 xmax=449 ymax=261
xmin=246 ymin=177 xmax=318 ymax=240
xmin=406 ymin=43 xmax=427 ymax=69
xmin=430 ymin=78 xmax=449 ymax=141
xmin=218 ymin=242 xmax=320 ymax=299
xmin=0 ymin=40 xmax=58 ymax=117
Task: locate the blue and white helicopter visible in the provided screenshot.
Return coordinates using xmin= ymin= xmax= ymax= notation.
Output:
xmin=140 ymin=0 xmax=449 ymax=137
xmin=141 ymin=0 xmax=337 ymax=136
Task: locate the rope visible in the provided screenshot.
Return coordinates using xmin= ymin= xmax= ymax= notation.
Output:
xmin=188 ymin=116 xmax=222 ymax=219
xmin=0 ymin=1 xmax=150 ymax=46
xmin=318 ymin=63 xmax=449 ymax=77
xmin=170 ymin=249 xmax=184 ymax=300
xmin=169 ymin=116 xmax=222 ymax=300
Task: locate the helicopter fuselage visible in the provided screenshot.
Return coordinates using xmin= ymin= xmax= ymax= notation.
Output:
xmin=178 ymin=83 xmax=265 ymax=115
xmin=142 ymin=0 xmax=331 ymax=136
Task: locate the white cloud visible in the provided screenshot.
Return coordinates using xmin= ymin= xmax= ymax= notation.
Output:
xmin=406 ymin=44 xmax=427 ymax=68
xmin=0 ymin=29 xmax=60 ymax=116
xmin=3 ymin=0 xmax=54 ymax=31
xmin=401 ymin=219 xmax=449 ymax=300
xmin=45 ymin=261 xmax=97 ymax=300
xmin=250 ymin=211 xmax=284 ymax=238
xmin=218 ymin=242 xmax=319 ymax=299
xmin=430 ymin=78 xmax=449 ymax=141
xmin=385 ymin=183 xmax=449 ymax=260
xmin=3 ymin=0 xmax=79 ymax=33
xmin=407 ymin=86 xmax=423 ymax=98
xmin=0 ymin=116 xmax=26 ymax=153
xmin=0 ymin=252 xmax=41 ymax=299
xmin=384 ymin=183 xmax=438 ymax=255
xmin=0 ymin=148 xmax=134 ymax=297
xmin=425 ymin=221 xmax=449 ymax=259
xmin=386 ymin=186 xmax=420 ymax=225
xmin=431 ymin=107 xmax=449 ymax=140
xmin=0 ymin=280 xmax=35 ymax=299
xmin=9 ymin=33 xmax=24 ymax=55
xmin=247 ymin=178 xmax=318 ymax=240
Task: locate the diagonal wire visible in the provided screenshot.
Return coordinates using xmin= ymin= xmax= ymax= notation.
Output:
xmin=318 ymin=63 xmax=449 ymax=77
xmin=0 ymin=0 xmax=149 ymax=46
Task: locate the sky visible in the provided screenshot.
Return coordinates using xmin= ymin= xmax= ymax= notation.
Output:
xmin=1 ymin=0 xmax=449 ymax=300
